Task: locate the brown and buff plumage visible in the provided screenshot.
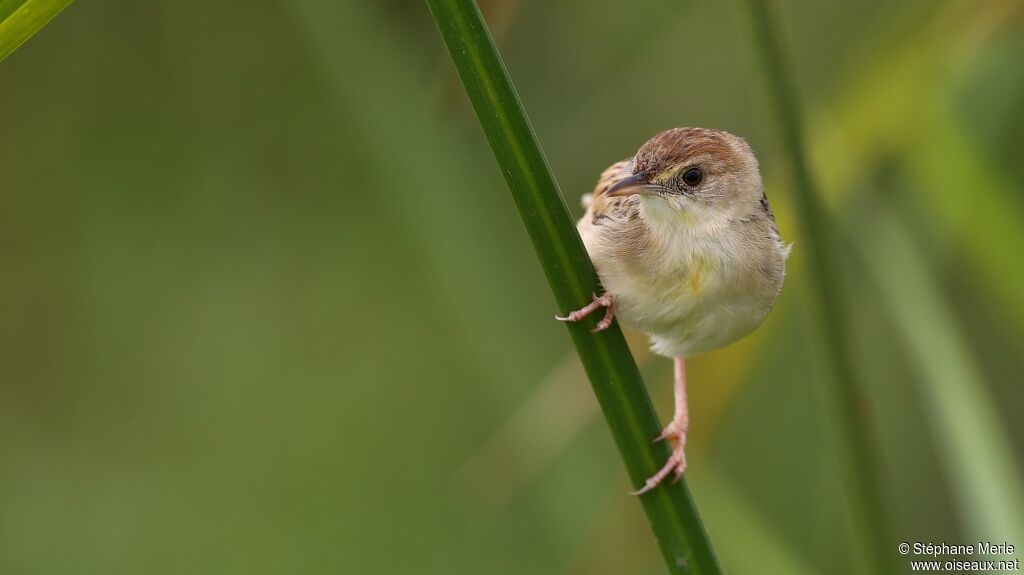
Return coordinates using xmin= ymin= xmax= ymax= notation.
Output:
xmin=561 ymin=127 xmax=788 ymax=493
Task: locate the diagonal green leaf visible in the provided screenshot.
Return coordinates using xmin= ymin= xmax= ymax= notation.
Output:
xmin=907 ymin=105 xmax=1024 ymax=336
xmin=424 ymin=0 xmax=722 ymax=573
xmin=853 ymin=205 xmax=1024 ymax=545
xmin=0 ymin=0 xmax=73 ymax=63
xmin=796 ymin=1 xmax=1024 ymax=554
xmin=806 ymin=3 xmax=1024 ymax=338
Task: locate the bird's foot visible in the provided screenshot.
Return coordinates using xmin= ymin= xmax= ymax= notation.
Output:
xmin=631 ymin=420 xmax=688 ymax=495
xmin=555 ymin=293 xmax=615 ymax=333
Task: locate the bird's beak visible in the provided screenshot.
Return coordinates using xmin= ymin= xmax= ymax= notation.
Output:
xmin=604 ymin=172 xmax=668 ymax=197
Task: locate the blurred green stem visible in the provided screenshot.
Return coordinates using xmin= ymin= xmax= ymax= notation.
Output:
xmin=738 ymin=0 xmax=891 ymax=572
xmin=0 ymin=0 xmax=73 ymax=62
xmin=852 ymin=202 xmax=1024 ymax=544
xmin=425 ymin=1 xmax=721 ymax=573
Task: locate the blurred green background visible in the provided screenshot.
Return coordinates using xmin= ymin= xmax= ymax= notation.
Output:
xmin=2 ymin=1 xmax=1023 ymax=573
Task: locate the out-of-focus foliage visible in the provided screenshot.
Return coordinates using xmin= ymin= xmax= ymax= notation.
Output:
xmin=0 ymin=1 xmax=1021 ymax=574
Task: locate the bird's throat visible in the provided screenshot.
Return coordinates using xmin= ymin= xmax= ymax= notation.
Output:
xmin=638 ymin=194 xmax=701 ymax=231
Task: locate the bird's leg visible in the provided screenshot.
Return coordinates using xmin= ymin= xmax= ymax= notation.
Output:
xmin=632 ymin=357 xmax=689 ymax=495
xmin=555 ymin=293 xmax=615 ymax=333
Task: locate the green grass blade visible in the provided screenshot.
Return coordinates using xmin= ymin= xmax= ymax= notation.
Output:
xmin=424 ymin=1 xmax=722 ymax=573
xmin=0 ymin=0 xmax=73 ymax=63
xmin=907 ymin=107 xmax=1024 ymax=336
xmin=738 ymin=1 xmax=892 ymax=572
xmin=855 ymin=205 xmax=1024 ymax=544
xmin=805 ymin=7 xmax=1024 ymax=338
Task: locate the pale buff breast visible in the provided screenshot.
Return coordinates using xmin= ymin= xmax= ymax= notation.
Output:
xmin=578 ymin=196 xmax=786 ymax=358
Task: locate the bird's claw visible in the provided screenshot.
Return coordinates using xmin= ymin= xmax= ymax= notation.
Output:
xmin=633 ymin=419 xmax=688 ymax=495
xmin=630 ymin=448 xmax=687 ymax=496
xmin=556 ymin=293 xmax=615 ymax=332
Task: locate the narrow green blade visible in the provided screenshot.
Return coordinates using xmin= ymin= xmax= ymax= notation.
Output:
xmin=0 ymin=0 xmax=73 ymax=63
xmin=856 ymin=206 xmax=1024 ymax=545
xmin=424 ymin=0 xmax=722 ymax=572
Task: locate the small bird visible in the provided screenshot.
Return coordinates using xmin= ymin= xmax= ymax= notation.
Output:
xmin=557 ymin=127 xmax=789 ymax=494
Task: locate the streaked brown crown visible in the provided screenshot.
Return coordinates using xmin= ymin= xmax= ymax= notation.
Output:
xmin=633 ymin=127 xmax=743 ymax=176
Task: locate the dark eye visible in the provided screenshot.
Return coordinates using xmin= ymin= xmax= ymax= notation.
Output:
xmin=681 ymin=167 xmax=704 ymax=187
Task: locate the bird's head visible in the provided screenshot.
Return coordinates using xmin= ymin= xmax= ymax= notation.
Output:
xmin=606 ymin=127 xmax=763 ymax=225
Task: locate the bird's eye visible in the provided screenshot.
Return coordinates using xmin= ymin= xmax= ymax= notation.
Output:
xmin=681 ymin=167 xmax=704 ymax=187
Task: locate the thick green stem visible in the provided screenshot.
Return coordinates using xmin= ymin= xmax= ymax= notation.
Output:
xmin=425 ymin=1 xmax=722 ymax=573
xmin=738 ymin=0 xmax=891 ymax=572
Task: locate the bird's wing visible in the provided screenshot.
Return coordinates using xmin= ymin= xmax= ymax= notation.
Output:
xmin=583 ymin=158 xmax=635 ymax=212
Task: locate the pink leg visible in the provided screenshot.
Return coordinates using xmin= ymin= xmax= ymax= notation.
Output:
xmin=632 ymin=357 xmax=689 ymax=495
xmin=555 ymin=293 xmax=615 ymax=333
